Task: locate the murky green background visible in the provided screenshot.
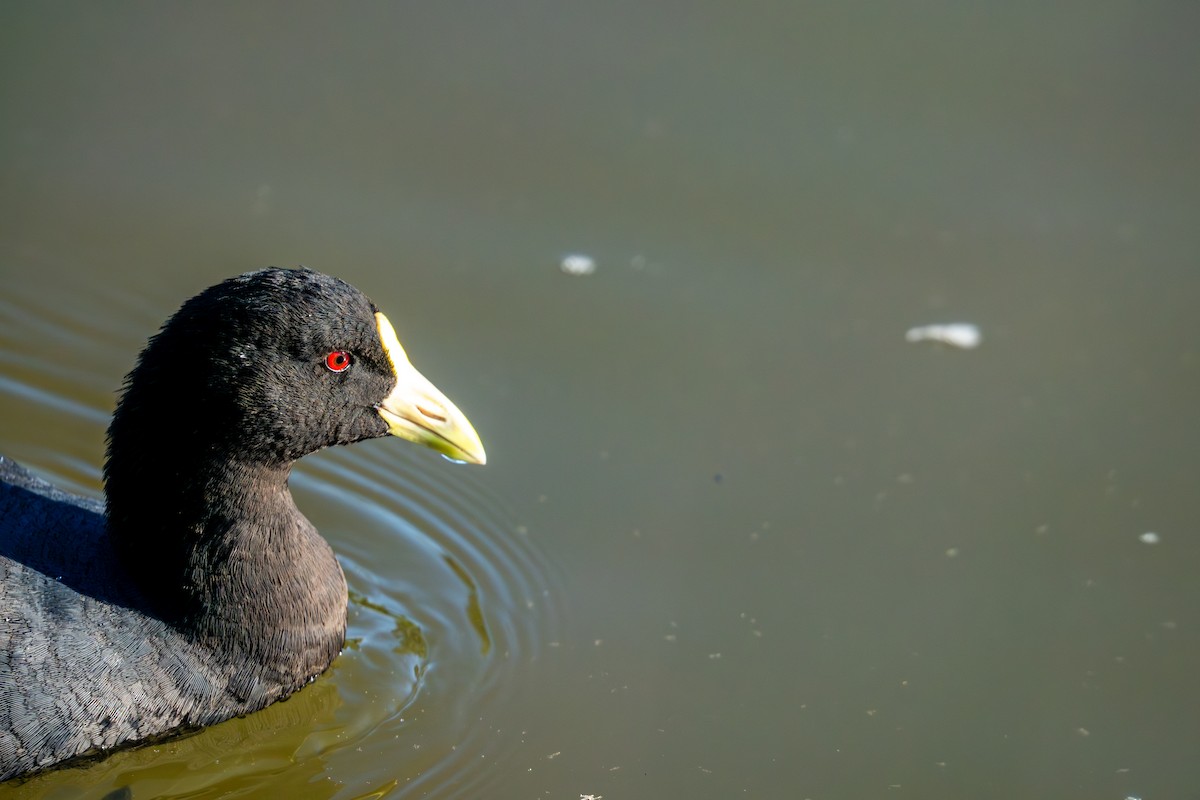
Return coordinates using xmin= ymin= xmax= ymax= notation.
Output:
xmin=2 ymin=3 xmax=1198 ymax=798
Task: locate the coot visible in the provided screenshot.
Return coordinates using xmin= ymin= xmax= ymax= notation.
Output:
xmin=0 ymin=268 xmax=485 ymax=779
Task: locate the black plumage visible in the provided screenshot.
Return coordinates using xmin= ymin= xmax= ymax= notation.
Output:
xmin=0 ymin=268 xmax=485 ymax=780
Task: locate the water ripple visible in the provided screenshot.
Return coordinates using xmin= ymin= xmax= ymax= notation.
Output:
xmin=293 ymin=441 xmax=566 ymax=799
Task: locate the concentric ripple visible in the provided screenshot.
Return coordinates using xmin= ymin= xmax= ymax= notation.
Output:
xmin=292 ymin=441 xmax=567 ymax=798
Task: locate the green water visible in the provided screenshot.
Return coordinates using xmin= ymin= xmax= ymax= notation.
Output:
xmin=1 ymin=3 xmax=1198 ymax=798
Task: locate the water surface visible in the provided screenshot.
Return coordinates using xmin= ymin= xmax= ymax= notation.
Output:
xmin=1 ymin=3 xmax=1198 ymax=798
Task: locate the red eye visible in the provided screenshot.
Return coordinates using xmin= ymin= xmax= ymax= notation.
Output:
xmin=324 ymin=350 xmax=352 ymax=372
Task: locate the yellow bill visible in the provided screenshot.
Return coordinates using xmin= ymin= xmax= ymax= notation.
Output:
xmin=374 ymin=312 xmax=486 ymax=465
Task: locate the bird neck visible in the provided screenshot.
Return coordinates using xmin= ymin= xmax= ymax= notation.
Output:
xmin=105 ymin=450 xmax=347 ymax=680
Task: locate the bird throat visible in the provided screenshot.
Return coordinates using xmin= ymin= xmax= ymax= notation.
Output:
xmin=105 ymin=451 xmax=348 ymax=681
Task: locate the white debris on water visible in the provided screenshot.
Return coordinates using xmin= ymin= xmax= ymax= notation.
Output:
xmin=559 ymin=253 xmax=596 ymax=276
xmin=905 ymin=322 xmax=982 ymax=349
xmin=1139 ymin=531 xmax=1160 ymax=545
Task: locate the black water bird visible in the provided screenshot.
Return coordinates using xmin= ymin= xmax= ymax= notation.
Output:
xmin=0 ymin=268 xmax=485 ymax=779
